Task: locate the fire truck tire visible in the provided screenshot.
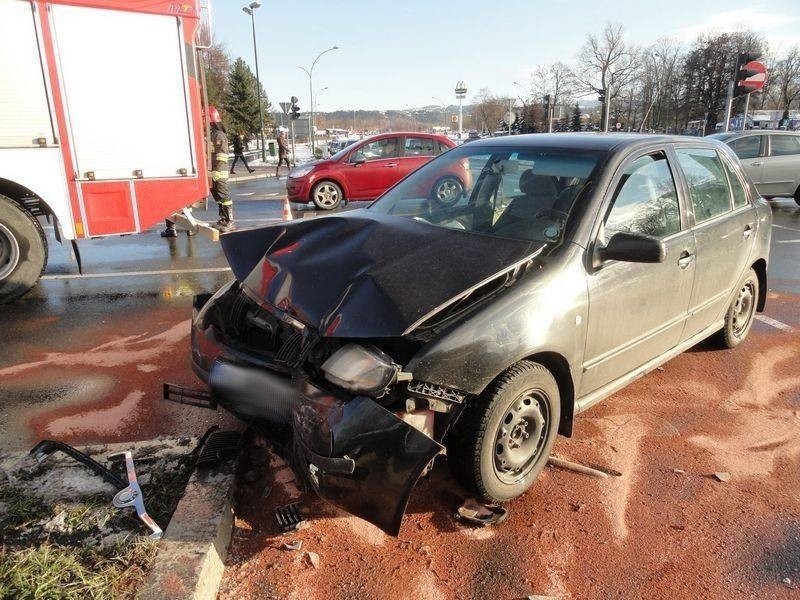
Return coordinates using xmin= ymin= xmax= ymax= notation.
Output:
xmin=0 ymin=195 xmax=47 ymax=303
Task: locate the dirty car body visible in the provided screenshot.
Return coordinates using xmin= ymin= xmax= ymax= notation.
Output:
xmin=191 ymin=133 xmax=771 ymax=535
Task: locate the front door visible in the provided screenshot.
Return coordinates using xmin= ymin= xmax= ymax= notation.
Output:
xmin=674 ymin=147 xmax=757 ymax=338
xmin=345 ymin=137 xmax=401 ymax=200
xmin=760 ymin=134 xmax=800 ymax=197
xmin=581 ymin=150 xmax=695 ymax=395
xmin=727 ymin=134 xmax=765 ymax=190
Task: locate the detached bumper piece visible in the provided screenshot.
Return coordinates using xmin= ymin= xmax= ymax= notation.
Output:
xmin=275 ymin=502 xmax=305 ymax=532
xmin=293 ymin=395 xmax=443 ymax=537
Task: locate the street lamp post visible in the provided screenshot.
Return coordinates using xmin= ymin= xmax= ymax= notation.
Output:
xmin=455 ymin=81 xmax=467 ymax=138
xmin=298 ymin=45 xmax=338 ymax=155
xmin=242 ymin=2 xmax=266 ymax=162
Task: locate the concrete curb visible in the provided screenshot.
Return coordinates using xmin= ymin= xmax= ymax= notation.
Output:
xmin=138 ymin=455 xmax=239 ymax=600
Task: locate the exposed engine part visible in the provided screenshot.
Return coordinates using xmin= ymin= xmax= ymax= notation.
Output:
xmin=109 ymin=451 xmax=163 ymax=540
xmin=275 ymin=502 xmax=305 ymax=532
xmin=163 ymin=382 xmax=217 ymax=410
xmin=407 ymin=380 xmax=467 ymax=404
xmin=406 ymin=396 xmax=453 ymax=414
xmin=30 ymin=440 xmax=126 ymax=489
xmin=398 ymin=409 xmax=435 ymax=439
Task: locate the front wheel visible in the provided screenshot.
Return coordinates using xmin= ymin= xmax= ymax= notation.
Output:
xmin=794 ymin=186 xmax=800 ymax=206
xmin=447 ymin=361 xmax=560 ymax=502
xmin=715 ymin=268 xmax=759 ymax=349
xmin=311 ymin=181 xmax=343 ymax=210
xmin=0 ymin=195 xmax=47 ymax=303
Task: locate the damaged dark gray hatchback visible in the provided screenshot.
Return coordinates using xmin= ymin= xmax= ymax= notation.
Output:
xmin=191 ymin=134 xmax=771 ymax=535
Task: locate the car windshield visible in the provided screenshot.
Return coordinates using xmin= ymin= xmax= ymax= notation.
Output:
xmin=369 ymin=144 xmax=605 ymax=244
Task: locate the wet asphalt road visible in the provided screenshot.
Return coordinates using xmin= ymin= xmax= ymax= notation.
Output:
xmin=0 ymin=187 xmax=798 ymax=452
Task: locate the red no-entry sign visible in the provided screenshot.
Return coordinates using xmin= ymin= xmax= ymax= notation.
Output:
xmin=738 ymin=60 xmax=767 ymax=93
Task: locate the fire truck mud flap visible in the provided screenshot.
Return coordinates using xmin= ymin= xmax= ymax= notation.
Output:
xmin=291 ymin=395 xmax=443 ymax=537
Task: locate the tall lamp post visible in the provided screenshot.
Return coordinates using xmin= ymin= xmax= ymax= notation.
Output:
xmin=242 ymin=1 xmax=266 ymax=162
xmin=432 ymin=96 xmax=447 ymax=130
xmin=455 ymin=81 xmax=467 ymax=138
xmin=298 ymin=45 xmax=338 ymax=155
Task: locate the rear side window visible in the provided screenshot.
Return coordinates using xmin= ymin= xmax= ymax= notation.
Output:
xmin=675 ymin=148 xmax=732 ymax=224
xmin=353 ymin=137 xmax=399 ymax=161
xmin=770 ymin=135 xmax=800 ymax=156
xmin=436 ymin=141 xmax=450 ymax=155
xmin=404 ymin=137 xmax=436 ymax=156
xmin=603 ymin=152 xmax=680 ymax=242
xmin=720 ymin=158 xmax=748 ymax=208
xmin=728 ymin=136 xmax=761 ymax=159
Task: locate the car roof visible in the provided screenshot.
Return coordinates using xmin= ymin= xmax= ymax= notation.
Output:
xmin=463 ymin=132 xmax=720 ymax=153
xmin=712 ymin=130 xmax=799 ymax=139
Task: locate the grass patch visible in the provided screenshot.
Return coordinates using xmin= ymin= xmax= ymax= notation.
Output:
xmin=0 ymin=539 xmax=157 ymax=600
xmin=0 ymin=486 xmax=49 ymax=533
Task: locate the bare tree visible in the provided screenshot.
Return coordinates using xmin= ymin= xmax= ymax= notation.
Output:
xmin=575 ymin=23 xmax=639 ymax=131
xmin=769 ymin=46 xmax=800 ymax=119
xmin=473 ymin=88 xmax=505 ymax=133
xmin=529 ymin=62 xmax=576 ymax=129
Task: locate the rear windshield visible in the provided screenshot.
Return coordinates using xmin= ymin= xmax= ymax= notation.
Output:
xmin=369 ymin=144 xmax=605 ymax=245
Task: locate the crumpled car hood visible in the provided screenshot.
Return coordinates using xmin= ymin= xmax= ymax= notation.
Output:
xmin=220 ymin=210 xmax=543 ymax=338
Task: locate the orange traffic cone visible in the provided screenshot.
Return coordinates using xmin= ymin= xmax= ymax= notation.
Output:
xmin=282 ymin=196 xmax=293 ymax=221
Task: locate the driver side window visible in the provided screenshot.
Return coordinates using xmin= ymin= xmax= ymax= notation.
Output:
xmin=352 ymin=137 xmax=399 ymax=162
xmin=602 ymin=152 xmax=680 ymax=244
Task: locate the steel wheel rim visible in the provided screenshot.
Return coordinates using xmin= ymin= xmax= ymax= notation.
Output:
xmin=435 ymin=179 xmax=460 ymax=204
xmin=0 ymin=222 xmax=20 ymax=281
xmin=493 ymin=389 xmax=550 ymax=484
xmin=732 ymin=280 xmax=755 ymax=337
xmin=315 ymin=184 xmax=339 ymax=208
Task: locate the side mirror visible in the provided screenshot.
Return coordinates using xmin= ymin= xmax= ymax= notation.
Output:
xmin=352 ymin=154 xmax=366 ymax=166
xmin=597 ymin=232 xmax=666 ymax=264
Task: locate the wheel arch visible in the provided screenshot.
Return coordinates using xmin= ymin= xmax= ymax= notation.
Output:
xmin=521 ymin=351 xmax=576 ymax=438
xmin=0 ymin=177 xmax=60 ymax=242
xmin=751 ymin=258 xmax=767 ymax=312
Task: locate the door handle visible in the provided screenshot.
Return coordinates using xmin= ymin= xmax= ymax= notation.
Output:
xmin=677 ymin=250 xmax=694 ymax=269
xmin=743 ymin=223 xmax=754 ymax=239
xmin=385 ymin=163 xmax=398 ymax=167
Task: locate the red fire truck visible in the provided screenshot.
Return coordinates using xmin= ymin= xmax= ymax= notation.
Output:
xmin=0 ymin=0 xmax=213 ymax=302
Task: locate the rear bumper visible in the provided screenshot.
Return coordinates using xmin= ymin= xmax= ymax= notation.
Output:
xmin=190 ymin=302 xmax=442 ymax=536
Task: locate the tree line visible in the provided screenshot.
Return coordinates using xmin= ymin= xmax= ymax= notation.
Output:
xmin=474 ymin=24 xmax=800 ymax=135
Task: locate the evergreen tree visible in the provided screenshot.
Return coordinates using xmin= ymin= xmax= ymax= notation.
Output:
xmin=571 ymin=103 xmax=582 ymax=131
xmin=224 ymin=58 xmax=274 ymax=137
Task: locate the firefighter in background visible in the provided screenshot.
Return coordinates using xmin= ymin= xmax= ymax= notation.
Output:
xmin=208 ymin=106 xmax=234 ymax=232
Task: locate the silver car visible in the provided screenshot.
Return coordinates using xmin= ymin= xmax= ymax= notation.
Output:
xmin=190 ymin=134 xmax=772 ymax=535
xmin=709 ymin=130 xmax=800 ymax=205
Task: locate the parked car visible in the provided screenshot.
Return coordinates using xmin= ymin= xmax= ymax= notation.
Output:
xmin=327 ymin=137 xmax=360 ymax=155
xmin=191 ymin=133 xmax=771 ymax=535
xmin=287 ymin=132 xmax=458 ymax=210
xmin=709 ymin=130 xmax=800 ymax=205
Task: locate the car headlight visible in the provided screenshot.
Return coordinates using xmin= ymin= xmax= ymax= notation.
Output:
xmin=290 ymin=164 xmax=315 ymax=178
xmin=321 ymin=344 xmax=399 ymax=395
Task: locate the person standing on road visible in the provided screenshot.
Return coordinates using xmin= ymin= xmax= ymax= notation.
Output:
xmin=230 ymin=131 xmax=255 ymax=174
xmin=208 ymin=106 xmax=234 ymax=232
xmin=276 ymin=130 xmax=292 ymax=178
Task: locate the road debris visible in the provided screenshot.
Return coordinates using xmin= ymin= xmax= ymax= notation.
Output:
xmin=283 ymin=540 xmax=303 ymax=551
xmin=714 ymin=472 xmax=732 ymax=482
xmin=548 ymin=456 xmax=611 ymax=478
xmin=783 ymin=577 xmax=792 ymax=585
xmin=673 ymin=468 xmax=686 ymax=474
xmin=455 ymin=497 xmax=508 ymax=526
xmin=306 ymin=551 xmax=320 ymax=569
xmin=109 ymin=450 xmax=163 ymax=540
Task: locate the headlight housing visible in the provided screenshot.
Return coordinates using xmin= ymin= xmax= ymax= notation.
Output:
xmin=290 ymin=164 xmax=315 ymax=178
xmin=321 ymin=344 xmax=399 ymax=396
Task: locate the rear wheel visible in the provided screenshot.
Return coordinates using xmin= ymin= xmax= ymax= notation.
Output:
xmin=0 ymin=195 xmax=47 ymax=303
xmin=794 ymin=186 xmax=800 ymax=206
xmin=311 ymin=181 xmax=343 ymax=210
xmin=447 ymin=361 xmax=560 ymax=502
xmin=715 ymin=268 xmax=759 ymax=349
xmin=430 ymin=176 xmax=463 ymax=207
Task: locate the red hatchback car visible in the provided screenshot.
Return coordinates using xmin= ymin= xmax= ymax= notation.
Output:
xmin=287 ymin=132 xmax=460 ymax=210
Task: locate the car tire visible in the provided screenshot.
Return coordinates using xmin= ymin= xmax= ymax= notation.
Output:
xmin=715 ymin=267 xmax=759 ymax=349
xmin=0 ymin=195 xmax=47 ymax=303
xmin=447 ymin=360 xmax=560 ymax=503
xmin=794 ymin=186 xmax=800 ymax=206
xmin=430 ymin=176 xmax=463 ymax=207
xmin=311 ymin=181 xmax=343 ymax=210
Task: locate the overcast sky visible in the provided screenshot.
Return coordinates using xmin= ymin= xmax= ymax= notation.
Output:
xmin=212 ymin=0 xmax=799 ymax=112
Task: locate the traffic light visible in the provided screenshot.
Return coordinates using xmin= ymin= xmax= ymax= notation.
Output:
xmin=597 ymin=89 xmax=606 ymax=103
xmin=290 ymin=95 xmax=300 ymax=120
xmin=733 ymin=52 xmax=762 ymax=97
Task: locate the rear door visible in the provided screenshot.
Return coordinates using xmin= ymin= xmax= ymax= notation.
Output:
xmin=761 ymin=135 xmax=800 ymax=197
xmin=674 ymin=147 xmax=756 ymax=339
xmin=581 ymin=149 xmax=695 ymax=395
xmin=344 ymin=137 xmax=400 ymax=200
xmin=399 ymin=136 xmax=437 ymax=179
